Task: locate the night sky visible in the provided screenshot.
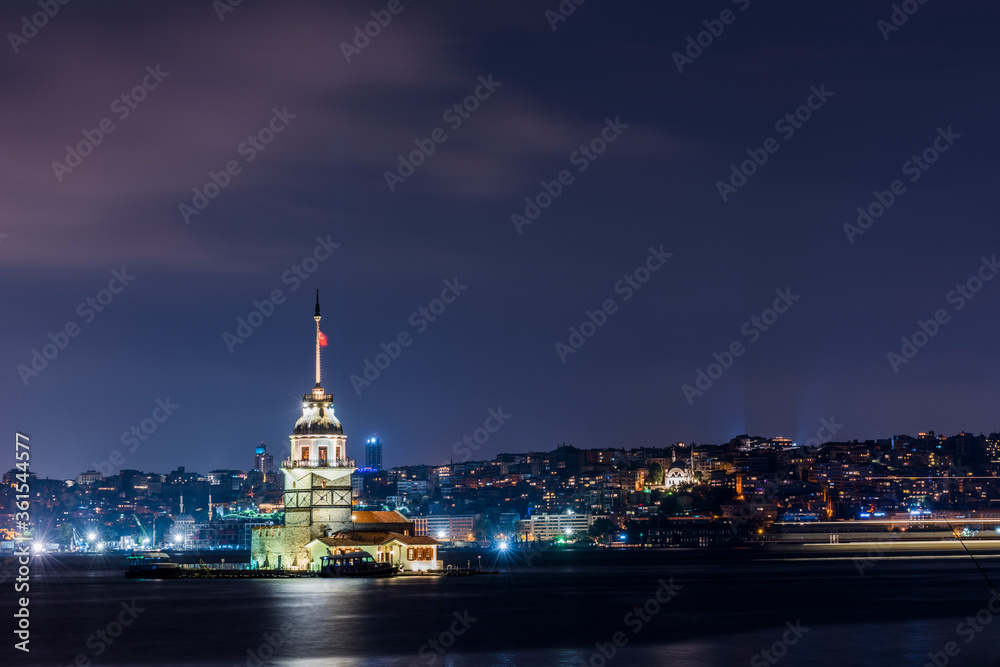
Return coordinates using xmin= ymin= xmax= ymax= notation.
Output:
xmin=3 ymin=0 xmax=999 ymax=480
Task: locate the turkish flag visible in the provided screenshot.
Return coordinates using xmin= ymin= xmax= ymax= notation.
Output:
xmin=318 ymin=331 xmax=328 ymax=347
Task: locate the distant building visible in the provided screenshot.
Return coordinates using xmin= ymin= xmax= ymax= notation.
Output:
xmin=185 ymin=518 xmax=278 ymax=550
xmin=521 ymin=513 xmax=594 ymax=541
xmin=414 ymin=514 xmax=476 ymax=542
xmin=3 ymin=469 xmax=38 ymax=487
xmin=366 ymin=436 xmax=383 ymax=471
xmin=254 ymin=442 xmax=274 ymax=481
xmin=397 ymin=478 xmax=431 ymax=502
xmin=76 ymin=470 xmax=103 ymax=486
xmin=208 ymin=470 xmax=246 ymax=490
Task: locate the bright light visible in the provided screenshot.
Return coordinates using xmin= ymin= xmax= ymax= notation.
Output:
xmin=87 ymin=532 xmax=97 ymax=542
xmin=437 ymin=531 xmax=447 ymax=539
xmin=96 ymin=543 xmax=104 ymax=551
xmin=498 ymin=542 xmax=508 ymax=551
xmin=32 ymin=544 xmax=43 ymax=554
xmin=142 ymin=538 xmax=150 ymax=546
xmin=564 ymin=528 xmax=573 ymax=535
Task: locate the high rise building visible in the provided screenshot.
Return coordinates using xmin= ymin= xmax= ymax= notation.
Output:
xmin=366 ymin=436 xmax=383 ymax=471
xmin=254 ymin=442 xmax=274 ymax=481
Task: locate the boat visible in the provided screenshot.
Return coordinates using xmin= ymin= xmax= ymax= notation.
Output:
xmin=319 ymin=551 xmax=397 ymax=578
xmin=125 ymin=551 xmax=182 ymax=579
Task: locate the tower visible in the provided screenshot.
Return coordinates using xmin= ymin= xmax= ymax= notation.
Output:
xmin=252 ymin=291 xmax=356 ymax=569
xmin=283 ymin=290 xmax=356 ymax=540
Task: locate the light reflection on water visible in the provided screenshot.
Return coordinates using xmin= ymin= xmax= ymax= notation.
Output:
xmin=13 ymin=553 xmax=1000 ymax=667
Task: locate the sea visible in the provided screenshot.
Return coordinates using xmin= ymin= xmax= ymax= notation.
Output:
xmin=7 ymin=544 xmax=1000 ymax=667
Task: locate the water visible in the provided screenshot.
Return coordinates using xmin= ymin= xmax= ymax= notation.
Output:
xmin=10 ymin=547 xmax=1000 ymax=666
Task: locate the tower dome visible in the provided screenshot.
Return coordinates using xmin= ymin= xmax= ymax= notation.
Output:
xmin=294 ymin=401 xmax=343 ymax=436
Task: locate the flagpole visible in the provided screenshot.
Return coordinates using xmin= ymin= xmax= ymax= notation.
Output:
xmin=314 ymin=290 xmax=322 ymax=389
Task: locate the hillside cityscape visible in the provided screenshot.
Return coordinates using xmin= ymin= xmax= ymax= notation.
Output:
xmin=7 ymin=429 xmax=1000 ymax=552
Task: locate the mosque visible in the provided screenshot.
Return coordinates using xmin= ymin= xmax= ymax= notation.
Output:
xmin=250 ymin=293 xmax=440 ymax=571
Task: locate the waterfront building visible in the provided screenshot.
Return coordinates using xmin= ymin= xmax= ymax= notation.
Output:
xmin=185 ymin=517 xmax=278 ymax=550
xmin=305 ymin=532 xmax=441 ymax=571
xmin=520 ymin=513 xmax=594 ymax=541
xmin=414 ymin=514 xmax=476 ymax=543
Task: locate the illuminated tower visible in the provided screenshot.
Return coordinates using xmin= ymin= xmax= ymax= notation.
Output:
xmin=282 ymin=291 xmax=355 ymax=540
xmin=252 ymin=292 xmax=357 ymax=569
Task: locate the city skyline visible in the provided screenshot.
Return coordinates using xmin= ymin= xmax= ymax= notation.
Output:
xmin=17 ymin=425 xmax=1000 ymax=483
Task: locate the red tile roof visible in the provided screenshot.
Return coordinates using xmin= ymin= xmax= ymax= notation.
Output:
xmin=351 ymin=510 xmax=411 ymax=524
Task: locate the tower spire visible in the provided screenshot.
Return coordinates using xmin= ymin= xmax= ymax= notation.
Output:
xmin=314 ymin=290 xmax=322 ymax=390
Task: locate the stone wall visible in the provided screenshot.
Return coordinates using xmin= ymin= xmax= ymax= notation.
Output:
xmin=251 ymin=525 xmax=311 ymax=570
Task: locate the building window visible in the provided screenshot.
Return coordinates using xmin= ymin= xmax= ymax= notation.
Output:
xmin=301 ymin=447 xmax=310 ymax=461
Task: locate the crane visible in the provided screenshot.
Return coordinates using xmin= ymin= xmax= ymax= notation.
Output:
xmin=132 ymin=513 xmax=154 ymax=548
